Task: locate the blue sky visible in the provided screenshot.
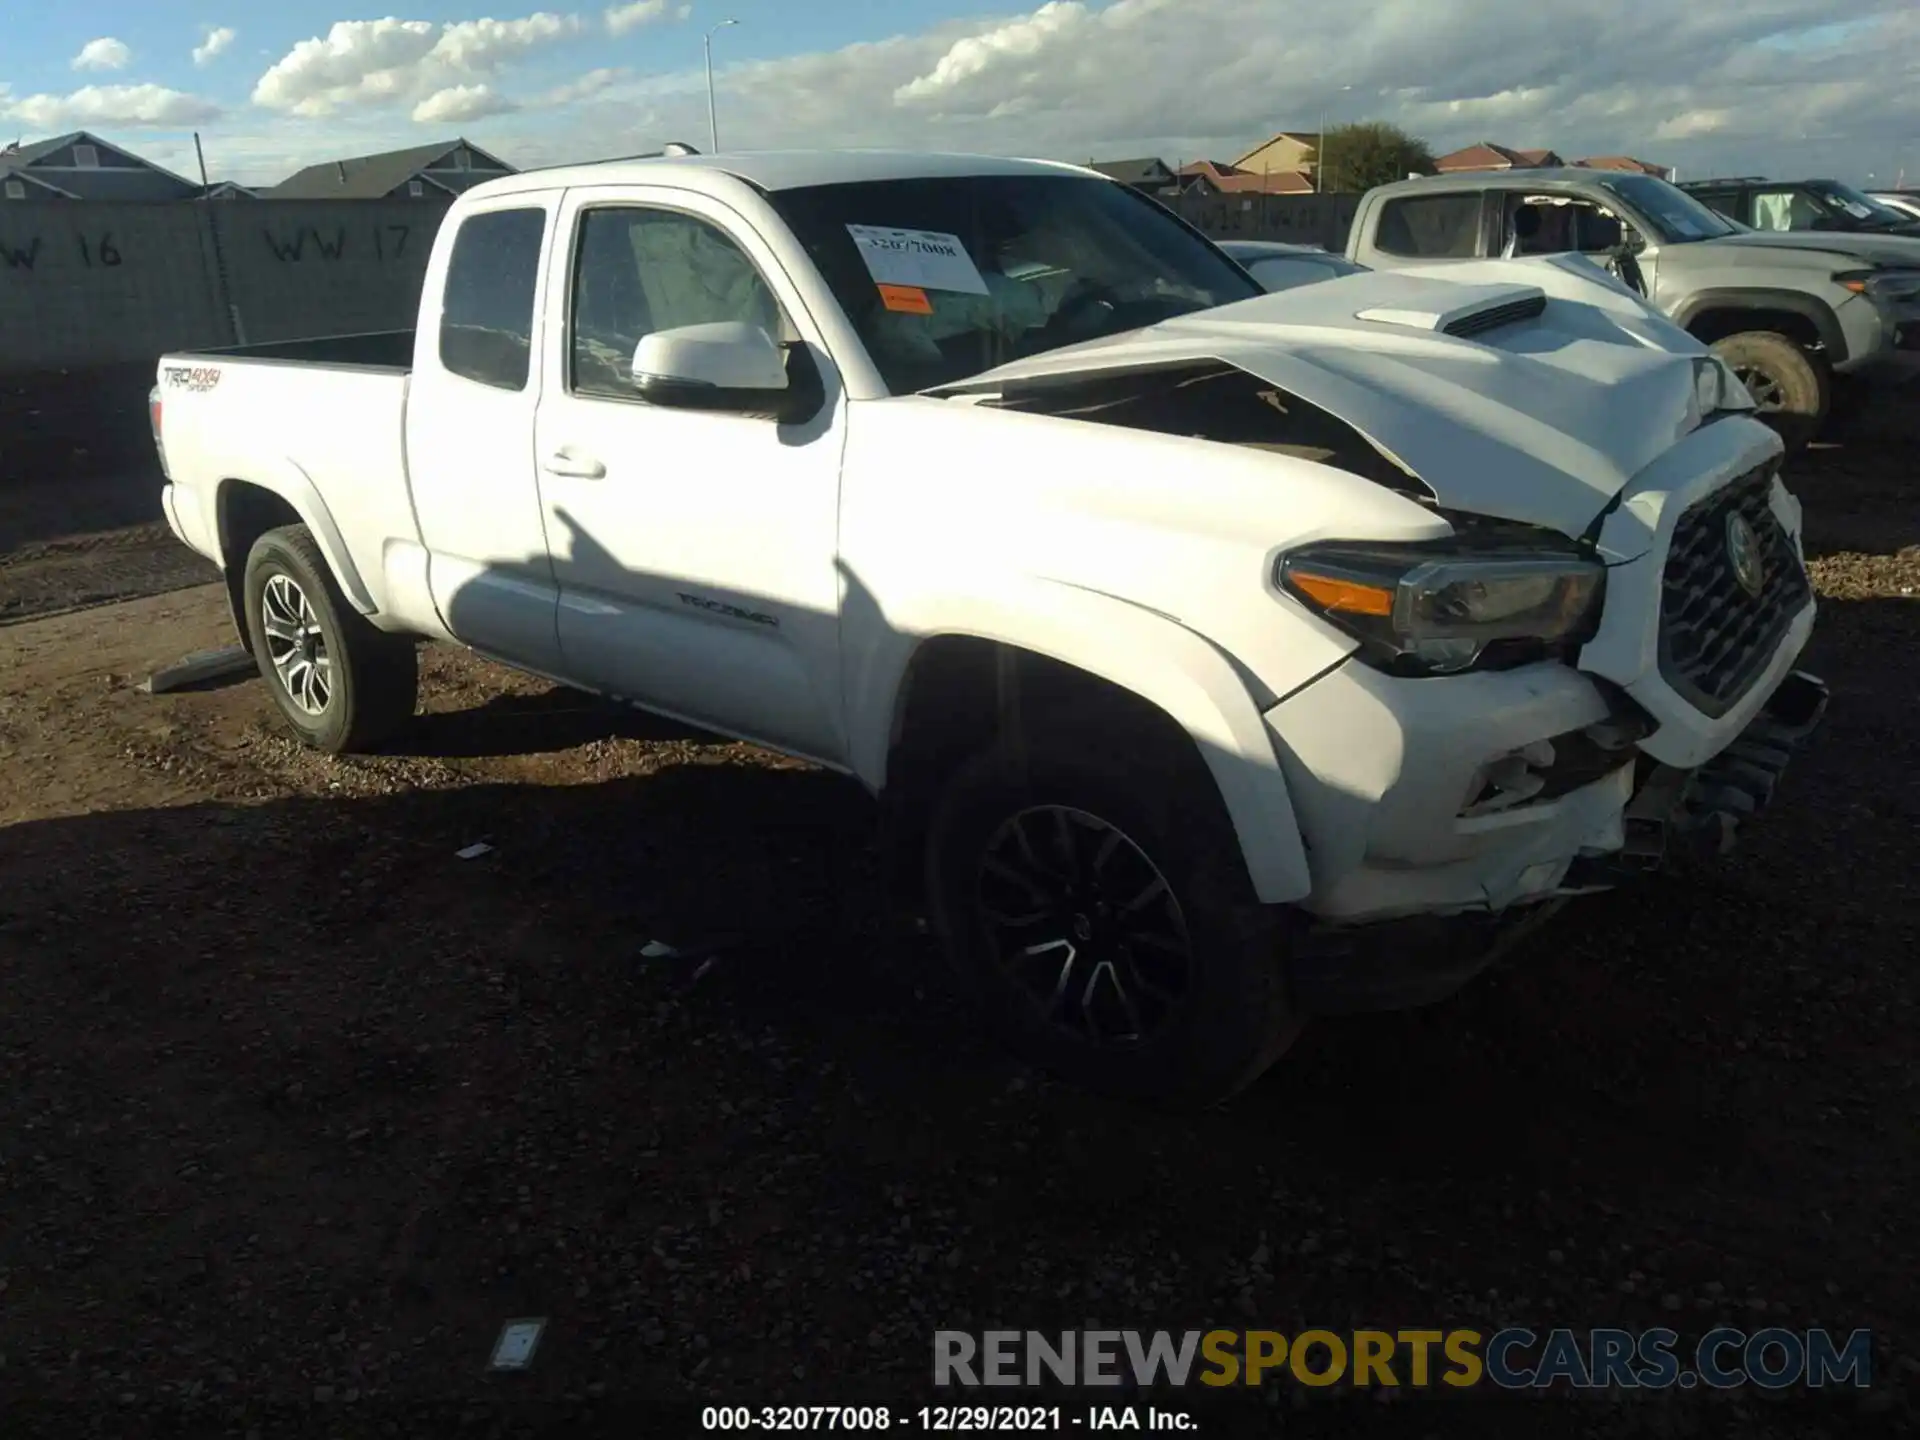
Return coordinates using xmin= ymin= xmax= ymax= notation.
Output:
xmin=3 ymin=1 xmax=1916 ymax=188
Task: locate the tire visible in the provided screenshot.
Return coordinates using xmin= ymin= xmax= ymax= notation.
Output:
xmin=1711 ymin=331 xmax=1829 ymax=455
xmin=924 ymin=720 xmax=1302 ymax=1107
xmin=242 ymin=524 xmax=418 ymax=754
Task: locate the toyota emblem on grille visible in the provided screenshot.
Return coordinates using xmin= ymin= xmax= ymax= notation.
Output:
xmin=1725 ymin=512 xmax=1765 ymax=597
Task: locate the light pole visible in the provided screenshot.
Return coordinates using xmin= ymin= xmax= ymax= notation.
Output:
xmin=705 ymin=18 xmax=739 ymax=154
xmin=1316 ymin=85 xmax=1352 ymax=194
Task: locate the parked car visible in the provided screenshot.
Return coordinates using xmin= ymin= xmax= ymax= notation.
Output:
xmin=1680 ymin=177 xmax=1920 ymax=237
xmin=151 ymin=150 xmax=1826 ymax=1104
xmin=1216 ymin=239 xmax=1368 ymax=292
xmin=1868 ymin=191 xmax=1920 ymax=223
xmin=1346 ymin=168 xmax=1920 ymax=449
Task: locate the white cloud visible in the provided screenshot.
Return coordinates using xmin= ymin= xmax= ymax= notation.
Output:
xmin=190 ymin=0 xmax=1920 ymax=188
xmin=71 ymin=38 xmax=132 ymax=72
xmin=896 ymin=1 xmax=1092 ymax=105
xmin=412 ymin=83 xmax=518 ymax=124
xmin=541 ymin=67 xmax=631 ymax=106
xmin=194 ymin=27 xmax=238 ymax=67
xmin=251 ymin=12 xmax=586 ymax=117
xmin=3 ymin=83 xmax=220 ymax=130
xmin=605 ymin=0 xmax=678 ymax=36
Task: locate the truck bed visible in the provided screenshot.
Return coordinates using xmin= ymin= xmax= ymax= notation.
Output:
xmin=155 ymin=334 xmax=419 ymax=604
xmin=169 ymin=329 xmax=416 ymax=373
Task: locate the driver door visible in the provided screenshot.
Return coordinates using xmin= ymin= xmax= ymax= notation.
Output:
xmin=530 ymin=186 xmax=849 ymax=763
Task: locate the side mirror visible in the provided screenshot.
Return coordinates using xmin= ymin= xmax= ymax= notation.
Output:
xmin=632 ymin=321 xmax=790 ymax=413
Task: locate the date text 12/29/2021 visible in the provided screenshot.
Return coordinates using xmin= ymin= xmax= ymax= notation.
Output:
xmin=701 ymin=1406 xmax=1195 ymax=1431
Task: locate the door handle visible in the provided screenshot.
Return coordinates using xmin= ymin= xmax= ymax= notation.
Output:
xmin=542 ymin=449 xmax=607 ymax=480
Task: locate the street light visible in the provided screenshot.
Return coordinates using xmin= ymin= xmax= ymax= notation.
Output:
xmin=706 ymin=18 xmax=739 ymax=154
xmin=1317 ymin=84 xmax=1353 ymax=194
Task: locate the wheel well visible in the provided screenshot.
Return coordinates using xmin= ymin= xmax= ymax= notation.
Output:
xmin=1687 ymin=307 xmax=1822 ymax=352
xmin=217 ymin=481 xmax=303 ymax=649
xmin=879 ymin=637 xmax=1221 ymax=906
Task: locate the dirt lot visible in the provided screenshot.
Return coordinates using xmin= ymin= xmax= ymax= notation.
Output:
xmin=1 ymin=420 xmax=1917 ymax=1436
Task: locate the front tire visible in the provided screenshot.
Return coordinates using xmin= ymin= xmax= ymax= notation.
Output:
xmin=242 ymin=524 xmax=418 ymax=754
xmin=925 ymin=728 xmax=1302 ymax=1106
xmin=1712 ymin=331 xmax=1829 ymax=455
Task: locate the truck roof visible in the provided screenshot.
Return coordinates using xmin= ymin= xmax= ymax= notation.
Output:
xmin=1369 ymin=168 xmax=1646 ymax=197
xmin=464 ymin=149 xmax=1100 ymax=200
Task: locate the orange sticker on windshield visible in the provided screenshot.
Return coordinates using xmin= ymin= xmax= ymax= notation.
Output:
xmin=878 ymin=283 xmax=934 ymax=315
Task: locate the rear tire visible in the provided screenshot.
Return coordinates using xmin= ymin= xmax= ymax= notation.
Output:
xmin=1711 ymin=331 xmax=1828 ymax=455
xmin=925 ymin=717 xmax=1302 ymax=1107
xmin=242 ymin=524 xmax=418 ymax=754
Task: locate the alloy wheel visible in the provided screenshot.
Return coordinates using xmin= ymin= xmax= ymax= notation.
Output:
xmin=974 ymin=804 xmax=1194 ymax=1046
xmin=260 ymin=573 xmax=332 ymax=716
xmin=1732 ymin=363 xmax=1786 ymax=413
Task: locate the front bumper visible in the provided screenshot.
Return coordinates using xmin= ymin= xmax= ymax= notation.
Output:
xmin=1834 ymin=300 xmax=1920 ymax=382
xmin=1287 ymin=669 xmax=1827 ymax=1014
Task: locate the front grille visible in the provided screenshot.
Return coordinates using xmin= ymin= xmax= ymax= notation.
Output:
xmin=1658 ymin=464 xmax=1811 ymax=718
xmin=1443 ymin=295 xmax=1547 ymax=338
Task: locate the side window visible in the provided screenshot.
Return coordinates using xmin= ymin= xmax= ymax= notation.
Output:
xmin=1687 ymin=190 xmax=1739 ymax=222
xmin=1374 ymin=194 xmax=1484 ymax=259
xmin=438 ymin=207 xmax=547 ymax=391
xmin=569 ymin=206 xmax=787 ymax=400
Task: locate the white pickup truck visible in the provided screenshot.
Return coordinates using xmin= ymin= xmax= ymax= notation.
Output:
xmin=152 ymin=150 xmax=1827 ymax=1104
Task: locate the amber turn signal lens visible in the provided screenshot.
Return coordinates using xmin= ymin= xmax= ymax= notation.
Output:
xmin=1287 ymin=571 xmax=1395 ymax=617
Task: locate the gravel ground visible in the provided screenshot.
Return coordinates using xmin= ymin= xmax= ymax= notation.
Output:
xmin=0 ymin=416 xmax=1915 ymax=1437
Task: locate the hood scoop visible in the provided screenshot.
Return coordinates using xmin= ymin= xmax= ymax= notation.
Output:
xmin=1357 ymin=284 xmax=1547 ymax=340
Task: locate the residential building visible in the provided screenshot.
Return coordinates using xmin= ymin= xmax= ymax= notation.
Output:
xmin=1086 ymin=157 xmax=1181 ymax=195
xmin=1575 ymin=155 xmax=1674 ymax=181
xmin=270 ymin=139 xmax=515 ymax=200
xmin=1233 ymin=132 xmax=1321 ymax=180
xmin=1178 ymin=161 xmax=1315 ymax=196
xmin=1434 ymin=142 xmax=1565 ymax=173
xmin=0 ymin=131 xmax=201 ymax=201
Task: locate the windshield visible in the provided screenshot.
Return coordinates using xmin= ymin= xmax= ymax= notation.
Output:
xmin=765 ymin=175 xmax=1261 ymax=394
xmin=1593 ymin=173 xmax=1741 ymax=242
xmin=1806 ymin=180 xmax=1913 ymax=227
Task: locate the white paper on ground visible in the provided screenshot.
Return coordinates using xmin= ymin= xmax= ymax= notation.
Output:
xmin=489 ymin=1318 xmax=546 ymax=1370
xmin=845 ymin=225 xmax=989 ymax=295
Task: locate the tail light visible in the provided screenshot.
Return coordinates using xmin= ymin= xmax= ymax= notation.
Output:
xmin=149 ymin=385 xmax=170 ymax=479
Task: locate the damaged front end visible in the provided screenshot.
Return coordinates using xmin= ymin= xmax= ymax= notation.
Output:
xmin=1570 ymin=668 xmax=1829 ymax=884
xmin=936 ymin=357 xmax=1437 ymax=503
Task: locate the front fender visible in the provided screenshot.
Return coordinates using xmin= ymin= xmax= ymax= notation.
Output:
xmin=844 ymin=566 xmax=1313 ymax=906
xmin=214 ymin=460 xmax=377 ymax=615
xmin=1670 ymin=287 xmax=1849 ymax=364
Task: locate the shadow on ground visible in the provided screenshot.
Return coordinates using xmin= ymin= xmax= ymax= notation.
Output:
xmin=0 ymin=594 xmax=1913 ymax=1434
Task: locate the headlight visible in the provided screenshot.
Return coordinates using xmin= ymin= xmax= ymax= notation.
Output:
xmin=1278 ymin=542 xmax=1606 ymax=675
xmin=1837 ymin=269 xmax=1920 ymax=303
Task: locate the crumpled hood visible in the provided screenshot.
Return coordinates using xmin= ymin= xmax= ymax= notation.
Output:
xmin=931 ymin=253 xmax=1739 ymax=539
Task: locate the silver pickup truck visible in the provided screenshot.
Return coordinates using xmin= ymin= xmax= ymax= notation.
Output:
xmin=1347 ymin=168 xmax=1920 ymax=450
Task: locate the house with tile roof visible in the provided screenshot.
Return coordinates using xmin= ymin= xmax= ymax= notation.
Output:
xmin=1434 ymin=142 xmax=1565 ymax=173
xmin=1575 ymin=155 xmax=1674 ymax=181
xmin=1232 ymin=132 xmax=1322 ymax=181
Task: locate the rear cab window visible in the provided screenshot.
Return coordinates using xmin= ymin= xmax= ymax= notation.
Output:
xmin=439 ymin=207 xmax=548 ymax=390
xmin=1372 ymin=193 xmax=1485 ymax=259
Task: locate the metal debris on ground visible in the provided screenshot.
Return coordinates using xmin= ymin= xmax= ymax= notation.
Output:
xmin=488 ymin=1318 xmax=547 ymax=1371
xmin=455 ymin=842 xmax=495 ymax=860
xmin=138 ymin=645 xmax=255 ymax=695
xmin=639 ymin=940 xmax=680 ymax=959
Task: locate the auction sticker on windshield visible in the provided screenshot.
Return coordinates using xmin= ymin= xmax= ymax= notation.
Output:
xmin=846 ymin=225 xmax=989 ymax=295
